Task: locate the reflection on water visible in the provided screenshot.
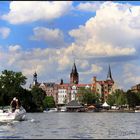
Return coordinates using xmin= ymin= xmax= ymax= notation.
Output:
xmin=0 ymin=112 xmax=140 ymax=139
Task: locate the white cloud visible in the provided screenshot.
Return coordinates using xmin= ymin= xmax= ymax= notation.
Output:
xmin=0 ymin=44 xmax=95 ymax=87
xmin=31 ymin=27 xmax=66 ymax=48
xmin=69 ymin=1 xmax=140 ymax=59
xmin=9 ymin=45 xmax=21 ymax=52
xmin=1 ymin=45 xmax=71 ymax=77
xmin=76 ymin=2 xmax=101 ymax=12
xmin=0 ymin=27 xmax=10 ymax=39
xmin=2 ymin=1 xmax=73 ymax=24
xmin=123 ymin=63 xmax=140 ymax=86
xmin=80 ymin=64 xmax=102 ymax=75
xmin=1 ymin=1 xmax=140 ymax=90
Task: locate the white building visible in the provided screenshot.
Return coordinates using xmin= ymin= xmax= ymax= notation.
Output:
xmin=58 ymin=88 xmax=67 ymax=104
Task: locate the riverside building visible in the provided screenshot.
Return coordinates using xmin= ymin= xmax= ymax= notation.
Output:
xmin=30 ymin=63 xmax=117 ymax=105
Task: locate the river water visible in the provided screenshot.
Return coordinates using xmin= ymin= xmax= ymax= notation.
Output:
xmin=0 ymin=112 xmax=140 ymax=139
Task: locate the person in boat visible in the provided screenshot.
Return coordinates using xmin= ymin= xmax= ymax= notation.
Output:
xmin=10 ymin=97 xmax=17 ymax=112
xmin=16 ymin=98 xmax=21 ymax=109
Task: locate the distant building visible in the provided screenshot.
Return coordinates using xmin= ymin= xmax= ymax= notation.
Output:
xmin=29 ymin=72 xmax=58 ymax=103
xmin=39 ymin=82 xmax=58 ymax=103
xmin=92 ymin=65 xmax=116 ymax=102
xmin=131 ymin=84 xmax=140 ymax=93
xmin=57 ymin=62 xmax=92 ymax=106
xmin=57 ymin=83 xmax=71 ymax=105
xmin=30 ymin=63 xmax=116 ymax=105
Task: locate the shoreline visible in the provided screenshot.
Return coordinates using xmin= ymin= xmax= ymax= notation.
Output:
xmin=100 ymin=110 xmax=135 ymax=113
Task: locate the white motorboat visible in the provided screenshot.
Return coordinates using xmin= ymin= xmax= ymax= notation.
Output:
xmin=43 ymin=108 xmax=57 ymax=113
xmin=0 ymin=106 xmax=26 ymax=122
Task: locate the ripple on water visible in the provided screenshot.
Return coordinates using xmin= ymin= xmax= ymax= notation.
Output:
xmin=30 ymin=119 xmax=40 ymax=123
xmin=71 ymin=134 xmax=93 ymax=139
xmin=0 ymin=136 xmax=23 ymax=139
xmin=1 ymin=112 xmax=140 ymax=139
xmin=51 ymin=130 xmax=58 ymax=134
xmin=58 ymin=127 xmax=67 ymax=130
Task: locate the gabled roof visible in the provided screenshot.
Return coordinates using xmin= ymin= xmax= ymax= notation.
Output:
xmin=43 ymin=82 xmax=55 ymax=87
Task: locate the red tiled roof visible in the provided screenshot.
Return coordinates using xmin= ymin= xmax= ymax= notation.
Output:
xmin=77 ymin=84 xmax=92 ymax=87
xmin=95 ymin=80 xmax=114 ymax=86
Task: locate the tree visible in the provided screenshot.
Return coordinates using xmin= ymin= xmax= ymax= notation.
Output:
xmin=107 ymin=94 xmax=115 ymax=106
xmin=0 ymin=70 xmax=27 ymax=105
xmin=78 ymin=87 xmax=99 ymax=105
xmin=31 ymin=86 xmax=46 ymax=112
xmin=136 ymin=92 xmax=140 ymax=105
xmin=126 ymin=90 xmax=139 ymax=109
xmin=107 ymin=89 xmax=127 ymax=106
xmin=116 ymin=93 xmax=126 ymax=106
xmin=43 ymin=96 xmax=55 ymax=108
xmin=17 ymin=88 xmax=34 ymax=112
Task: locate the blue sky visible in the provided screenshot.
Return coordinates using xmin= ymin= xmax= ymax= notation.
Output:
xmin=0 ymin=1 xmax=140 ymax=91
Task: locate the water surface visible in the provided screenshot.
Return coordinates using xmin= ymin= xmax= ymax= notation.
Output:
xmin=0 ymin=112 xmax=140 ymax=139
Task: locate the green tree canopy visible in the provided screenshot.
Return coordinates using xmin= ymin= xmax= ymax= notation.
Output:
xmin=0 ymin=70 xmax=27 ymax=105
xmin=31 ymin=86 xmax=46 ymax=112
xmin=78 ymin=87 xmax=99 ymax=105
xmin=43 ymin=96 xmax=56 ymax=109
xmin=126 ymin=90 xmax=140 ymax=109
xmin=107 ymin=89 xmax=127 ymax=106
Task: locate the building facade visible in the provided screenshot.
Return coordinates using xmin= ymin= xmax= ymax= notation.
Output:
xmin=92 ymin=65 xmax=116 ymax=102
xmin=131 ymin=84 xmax=140 ymax=93
xmin=30 ymin=63 xmax=116 ymax=105
xmin=39 ymin=82 xmax=58 ymax=103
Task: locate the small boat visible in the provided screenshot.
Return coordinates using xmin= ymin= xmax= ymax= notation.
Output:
xmin=60 ymin=106 xmax=67 ymax=112
xmin=0 ymin=106 xmax=26 ymax=122
xmin=43 ymin=108 xmax=57 ymax=113
xmin=135 ymin=106 xmax=140 ymax=113
xmin=135 ymin=110 xmax=140 ymax=113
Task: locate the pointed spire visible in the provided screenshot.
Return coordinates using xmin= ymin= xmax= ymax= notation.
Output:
xmin=70 ymin=50 xmax=79 ymax=84
xmin=71 ymin=62 xmax=78 ymax=74
xmin=107 ymin=64 xmax=113 ymax=81
xmin=71 ymin=50 xmax=77 ymax=74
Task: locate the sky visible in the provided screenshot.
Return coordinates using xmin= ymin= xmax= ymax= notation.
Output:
xmin=0 ymin=1 xmax=140 ymax=91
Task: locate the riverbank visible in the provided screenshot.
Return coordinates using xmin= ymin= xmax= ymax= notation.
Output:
xmin=56 ymin=108 xmax=136 ymax=113
xmin=100 ymin=109 xmax=135 ymax=113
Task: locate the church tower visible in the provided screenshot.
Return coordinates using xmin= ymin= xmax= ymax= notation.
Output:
xmin=70 ymin=62 xmax=79 ymax=84
xmin=107 ymin=64 xmax=113 ymax=81
xmin=33 ymin=71 xmax=38 ymax=85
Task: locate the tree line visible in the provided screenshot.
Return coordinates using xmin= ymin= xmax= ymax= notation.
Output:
xmin=0 ymin=70 xmax=55 ymax=112
xmin=77 ymin=87 xmax=140 ymax=110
